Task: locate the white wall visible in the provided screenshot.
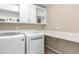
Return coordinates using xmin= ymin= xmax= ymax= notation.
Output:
xmin=45 ymin=4 xmax=79 ymax=33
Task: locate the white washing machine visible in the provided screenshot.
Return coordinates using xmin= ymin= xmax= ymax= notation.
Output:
xmin=0 ymin=32 xmax=25 ymax=54
xmin=23 ymin=31 xmax=44 ymax=54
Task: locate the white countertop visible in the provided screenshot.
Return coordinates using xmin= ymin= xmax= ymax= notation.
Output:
xmin=0 ymin=30 xmax=79 ymax=43
xmin=40 ymin=30 xmax=79 ymax=43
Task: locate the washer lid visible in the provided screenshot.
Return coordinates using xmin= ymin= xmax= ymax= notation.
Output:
xmin=0 ymin=32 xmax=21 ymax=36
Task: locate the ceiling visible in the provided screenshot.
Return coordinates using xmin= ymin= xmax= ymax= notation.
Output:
xmin=40 ymin=4 xmax=49 ymax=7
xmin=36 ymin=4 xmax=49 ymax=8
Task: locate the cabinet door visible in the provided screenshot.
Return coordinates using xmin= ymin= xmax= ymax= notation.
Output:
xmin=20 ymin=4 xmax=29 ymax=23
xmin=28 ymin=5 xmax=36 ymax=23
xmin=36 ymin=6 xmax=46 ymax=17
xmin=0 ymin=4 xmax=19 ymax=13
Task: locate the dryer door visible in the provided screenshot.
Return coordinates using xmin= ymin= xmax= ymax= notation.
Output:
xmin=28 ymin=34 xmax=44 ymax=54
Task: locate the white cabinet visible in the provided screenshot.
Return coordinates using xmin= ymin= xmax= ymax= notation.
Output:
xmin=0 ymin=4 xmax=19 ymax=13
xmin=0 ymin=4 xmax=47 ymax=24
xmin=0 ymin=4 xmax=37 ymax=24
xmin=0 ymin=4 xmax=20 ymax=23
xmin=36 ymin=6 xmax=46 ymax=17
xmin=18 ymin=4 xmax=47 ymax=24
xmin=28 ymin=5 xmax=36 ymax=23
xmin=36 ymin=6 xmax=47 ymax=24
xmin=20 ymin=4 xmax=36 ymax=23
xmin=20 ymin=4 xmax=29 ymax=23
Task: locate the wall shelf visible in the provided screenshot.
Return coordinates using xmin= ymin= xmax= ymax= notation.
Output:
xmin=46 ymin=45 xmax=62 ymax=54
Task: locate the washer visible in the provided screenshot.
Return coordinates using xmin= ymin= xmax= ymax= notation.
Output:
xmin=0 ymin=32 xmax=25 ymax=54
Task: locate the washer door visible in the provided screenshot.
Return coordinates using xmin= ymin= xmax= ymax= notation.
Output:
xmin=0 ymin=35 xmax=25 ymax=54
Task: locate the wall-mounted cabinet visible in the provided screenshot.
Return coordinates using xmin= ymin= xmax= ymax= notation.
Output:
xmin=0 ymin=4 xmax=47 ymax=25
xmin=20 ymin=4 xmax=47 ymax=25
xmin=0 ymin=4 xmax=20 ymax=23
xmin=28 ymin=5 xmax=37 ymax=23
xmin=20 ymin=4 xmax=29 ymax=23
xmin=0 ymin=4 xmax=19 ymax=13
xmin=36 ymin=5 xmax=47 ymax=24
xmin=20 ymin=4 xmax=36 ymax=23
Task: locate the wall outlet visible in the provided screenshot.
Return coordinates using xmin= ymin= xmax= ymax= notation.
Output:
xmin=16 ymin=27 xmax=19 ymax=30
xmin=56 ymin=26 xmax=60 ymax=30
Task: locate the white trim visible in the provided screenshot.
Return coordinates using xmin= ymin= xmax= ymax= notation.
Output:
xmin=46 ymin=45 xmax=62 ymax=54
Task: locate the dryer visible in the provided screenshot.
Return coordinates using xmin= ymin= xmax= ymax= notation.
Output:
xmin=23 ymin=31 xmax=44 ymax=54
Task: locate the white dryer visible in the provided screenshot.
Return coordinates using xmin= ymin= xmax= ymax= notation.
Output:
xmin=23 ymin=31 xmax=44 ymax=54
